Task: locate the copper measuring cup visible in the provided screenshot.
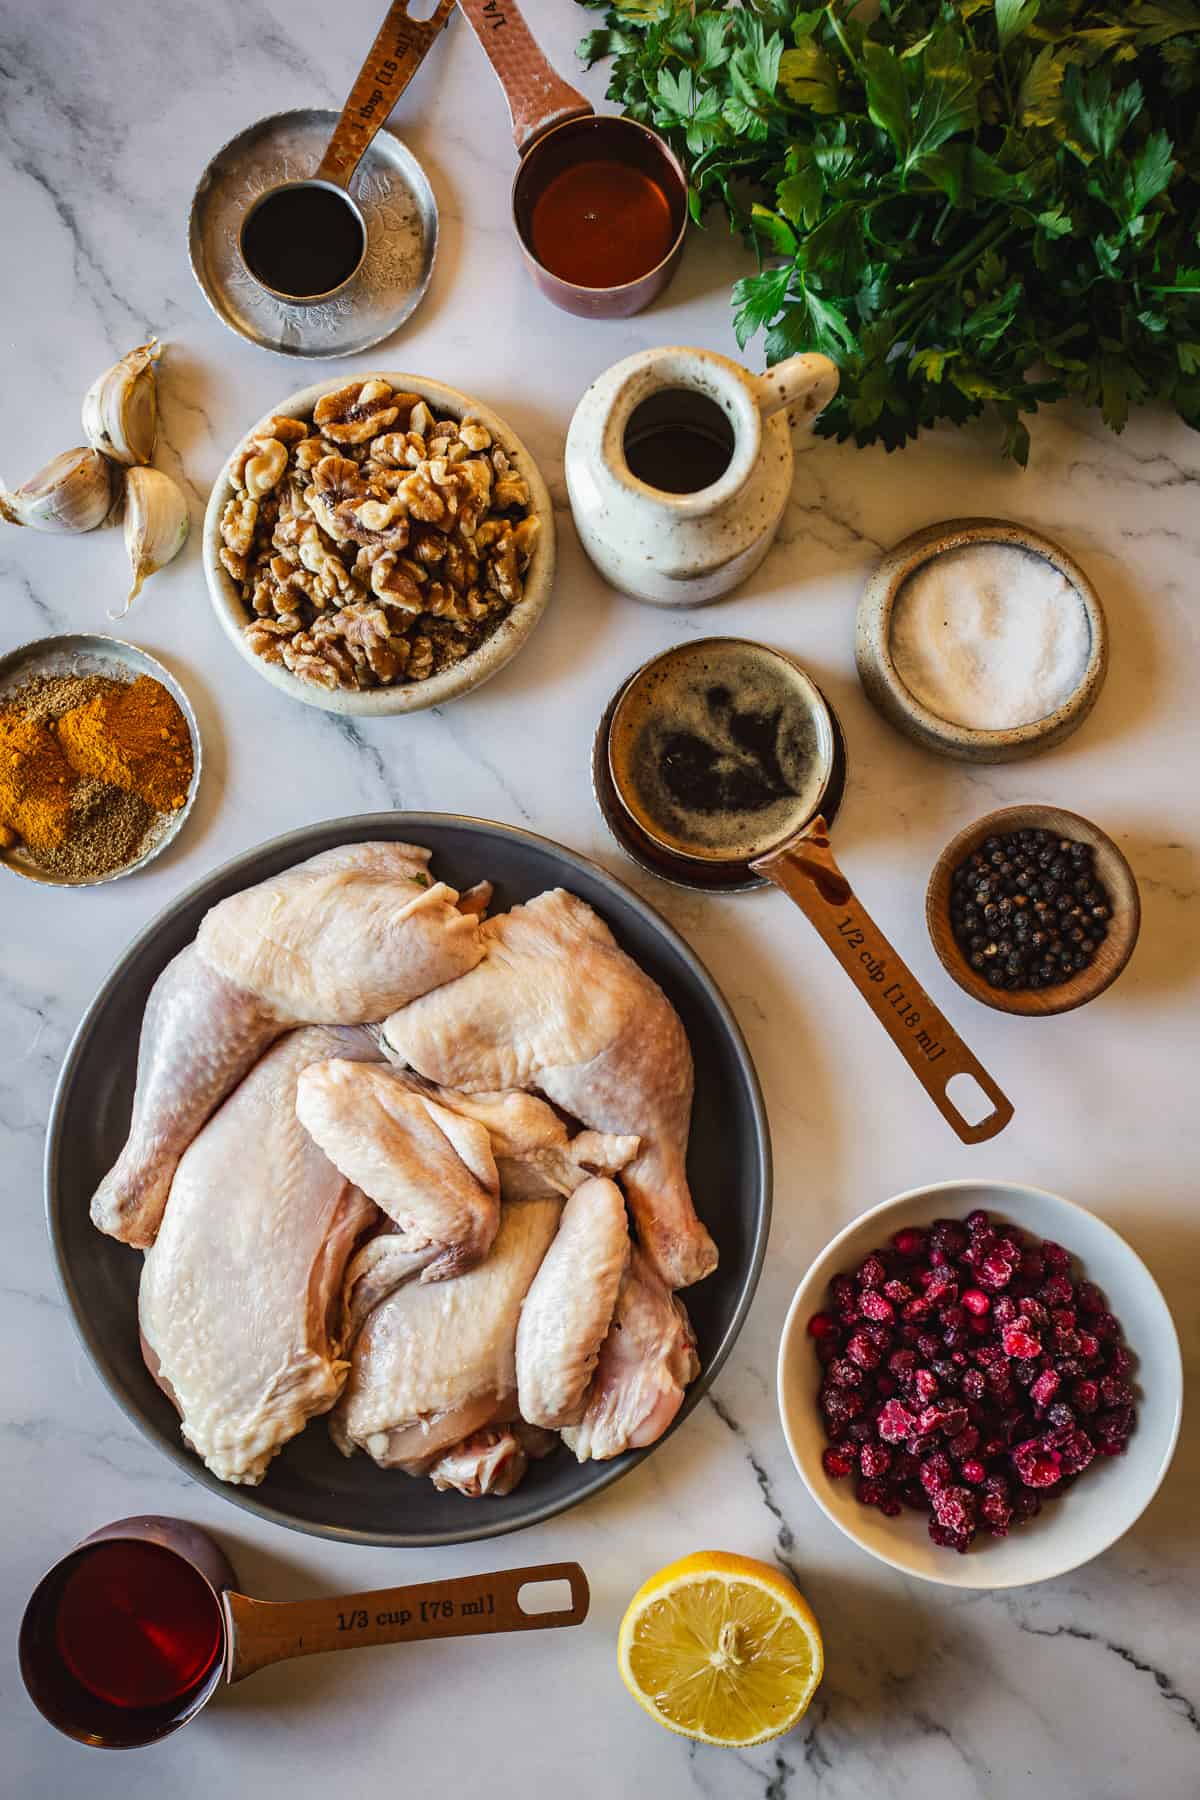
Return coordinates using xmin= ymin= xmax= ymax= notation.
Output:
xmin=237 ymin=0 xmax=454 ymax=304
xmin=457 ymin=0 xmax=688 ymax=317
xmin=594 ymin=639 xmax=1014 ymax=1146
xmin=20 ymin=1515 xmax=588 ymax=1749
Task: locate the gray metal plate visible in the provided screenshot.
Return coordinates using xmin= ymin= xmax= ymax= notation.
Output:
xmin=188 ymin=109 xmax=438 ymax=358
xmin=46 ymin=814 xmax=771 ymax=1546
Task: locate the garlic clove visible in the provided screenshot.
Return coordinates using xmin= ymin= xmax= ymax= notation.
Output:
xmin=113 ymin=466 xmax=190 ymax=617
xmin=0 ymin=446 xmax=117 ymax=533
xmin=81 ymin=339 xmax=162 ymax=467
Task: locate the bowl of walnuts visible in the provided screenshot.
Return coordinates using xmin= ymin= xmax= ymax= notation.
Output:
xmin=202 ymin=374 xmax=556 ymax=714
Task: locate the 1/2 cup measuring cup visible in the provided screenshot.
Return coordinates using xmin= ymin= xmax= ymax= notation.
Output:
xmin=594 ymin=638 xmax=1014 ymax=1145
xmin=20 ymin=1515 xmax=588 ymax=1749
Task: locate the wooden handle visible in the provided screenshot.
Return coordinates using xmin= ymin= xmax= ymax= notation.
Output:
xmin=457 ymin=0 xmax=593 ymax=155
xmin=223 ymin=1561 xmax=589 ymax=1683
xmin=752 ymin=820 xmax=1014 ymax=1145
xmin=316 ymin=0 xmax=455 ymax=188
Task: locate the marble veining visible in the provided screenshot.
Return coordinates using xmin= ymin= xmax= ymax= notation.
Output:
xmin=1 ymin=2 xmax=1197 ymax=1796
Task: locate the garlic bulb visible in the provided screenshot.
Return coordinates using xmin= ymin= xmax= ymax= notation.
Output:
xmin=0 ymin=446 xmax=117 ymax=532
xmin=113 ymin=466 xmax=189 ymax=617
xmin=81 ymin=339 xmax=162 ymax=467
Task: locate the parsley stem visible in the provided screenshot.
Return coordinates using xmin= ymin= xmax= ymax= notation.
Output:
xmin=825 ymin=2 xmax=862 ymax=80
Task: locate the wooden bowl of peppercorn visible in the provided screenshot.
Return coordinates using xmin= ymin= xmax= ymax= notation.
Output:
xmin=926 ymin=805 xmax=1140 ymax=1017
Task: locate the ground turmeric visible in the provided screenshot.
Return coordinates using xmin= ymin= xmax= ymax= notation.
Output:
xmin=0 ymin=710 xmax=76 ymax=849
xmin=57 ymin=674 xmax=192 ymax=812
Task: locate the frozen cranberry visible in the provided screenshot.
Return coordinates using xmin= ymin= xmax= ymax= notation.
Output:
xmin=981 ymin=1490 xmax=1012 ymax=1535
xmin=807 ymin=1312 xmax=839 ymax=1339
xmin=828 ymin=1358 xmax=864 ymax=1390
xmin=1053 ymin=1428 xmax=1095 ymax=1476
xmin=916 ymin=1331 xmax=942 ymax=1359
xmin=1046 ymin=1401 xmax=1076 ymax=1432
xmin=1056 ymin=1355 xmax=1084 ymax=1379
xmin=1012 ymin=1439 xmax=1062 ymax=1488
xmin=859 ymin=1290 xmax=895 ymax=1323
xmin=1019 ymin=1299 xmax=1049 ymax=1328
xmin=1040 ymin=1273 xmax=1074 ymax=1308
xmin=928 ymin=1518 xmax=972 ymax=1553
xmin=940 ymin=1303 xmax=967 ymax=1333
xmin=846 ymin=1418 xmax=876 ymax=1445
xmin=857 ymin=1253 xmax=887 ymax=1291
xmin=1106 ymin=1345 xmax=1134 ymax=1377
xmin=932 ymin=1218 xmax=971 ymax=1257
xmin=961 ymin=1288 xmax=991 ymax=1317
xmin=948 ymin=1426 xmax=980 ymax=1461
xmin=822 ymin=1446 xmax=855 ymax=1478
xmin=883 ymin=1279 xmax=914 ymax=1303
xmin=1075 ymin=1280 xmax=1106 ymax=1316
xmin=903 ymin=1296 xmax=935 ymax=1324
xmin=1017 ymin=1249 xmax=1045 ymax=1286
xmin=846 ymin=1331 xmax=883 ymax=1370
xmin=961 ymin=1368 xmax=986 ymax=1402
xmin=979 ymin=1245 xmax=1021 ymax=1290
xmin=889 ymin=1349 xmax=918 ymax=1384
xmin=1042 ymin=1241 xmax=1070 ymax=1272
xmin=878 ymin=1496 xmax=903 ymax=1517
xmin=926 ymin=1273 xmax=960 ymax=1306
xmin=1076 ymin=1332 xmax=1101 ymax=1363
xmin=965 ymin=1209 xmax=991 ymax=1235
xmin=992 ymin=1297 xmax=1019 ymax=1327
xmin=1093 ymin=1311 xmax=1121 ymax=1341
xmin=918 ymin=1402 xmax=968 ymax=1439
xmin=1010 ymin=1488 xmax=1042 ymax=1523
xmin=933 ymin=1484 xmax=976 ymax=1531
xmin=1012 ymin=1358 xmax=1040 ymax=1390
xmin=820 ymin=1386 xmax=865 ymax=1422
xmin=961 ymin=1459 xmax=987 ymax=1485
xmin=859 ymin=1442 xmax=892 ymax=1478
xmin=1094 ymin=1407 xmax=1134 ymax=1455
xmin=892 ymin=1227 xmax=928 ymax=1258
xmin=856 ymin=1476 xmax=890 ymax=1508
xmin=919 ymin=1451 xmax=954 ymax=1494
xmin=1002 ymin=1323 xmax=1042 ymax=1359
xmin=1071 ymin=1379 xmax=1100 ymax=1413
xmin=914 ymin=1368 xmax=940 ymax=1404
xmin=877 ymin=1399 xmax=917 ymax=1442
xmin=932 ymin=1359 xmax=962 ymax=1389
xmin=830 ymin=1273 xmax=859 ymax=1317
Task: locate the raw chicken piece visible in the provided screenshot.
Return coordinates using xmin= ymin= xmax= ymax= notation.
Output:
xmin=139 ymin=1026 xmax=380 ymax=1487
xmin=516 ymin=1178 xmax=630 ymax=1429
xmin=92 ymin=842 xmax=484 ymax=1248
xmin=295 ymin=1060 xmax=500 ymax=1287
xmin=561 ymin=1246 xmax=699 ymax=1463
xmin=382 ymin=889 xmax=715 ymax=1288
xmin=332 ymin=1195 xmax=562 ymax=1471
xmin=376 ymin=1069 xmax=640 ymax=1200
xmin=427 ymin=1427 xmax=528 ymax=1497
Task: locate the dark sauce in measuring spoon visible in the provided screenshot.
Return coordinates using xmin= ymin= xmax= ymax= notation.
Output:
xmin=241 ymin=185 xmax=366 ymax=298
xmin=52 ymin=1540 xmax=222 ymax=1712
xmin=530 ymin=159 xmax=675 ymax=289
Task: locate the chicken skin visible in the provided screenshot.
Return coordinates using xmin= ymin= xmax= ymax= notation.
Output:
xmin=382 ymin=889 xmax=716 ymax=1289
xmin=516 ymin=1177 xmax=630 ymax=1429
xmin=92 ymin=843 xmax=484 ymax=1248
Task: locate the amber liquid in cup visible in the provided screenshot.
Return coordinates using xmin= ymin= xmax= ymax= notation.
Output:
xmin=608 ymin=640 xmax=833 ymax=865
xmin=26 ymin=1540 xmax=224 ymax=1740
xmin=529 ymin=157 xmax=675 ymax=288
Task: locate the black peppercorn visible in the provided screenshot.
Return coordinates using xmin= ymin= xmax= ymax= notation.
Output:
xmin=948 ymin=827 xmax=1112 ymax=992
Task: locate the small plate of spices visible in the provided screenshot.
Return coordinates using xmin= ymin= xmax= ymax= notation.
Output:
xmin=0 ymin=634 xmax=200 ymax=887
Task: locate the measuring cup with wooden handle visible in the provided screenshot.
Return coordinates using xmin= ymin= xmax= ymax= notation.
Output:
xmin=238 ymin=0 xmax=455 ymax=304
xmin=457 ymin=0 xmax=689 ymax=316
xmin=752 ymin=820 xmax=1014 ymax=1145
xmin=21 ymin=1515 xmax=590 ymax=1749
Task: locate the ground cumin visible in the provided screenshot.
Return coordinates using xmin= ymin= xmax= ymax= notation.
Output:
xmin=57 ymin=674 xmax=192 ymax=811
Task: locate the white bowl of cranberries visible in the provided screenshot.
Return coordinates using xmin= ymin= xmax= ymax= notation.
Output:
xmin=777 ymin=1181 xmax=1182 ymax=1588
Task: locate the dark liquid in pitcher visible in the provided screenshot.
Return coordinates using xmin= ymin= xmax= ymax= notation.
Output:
xmin=623 ymin=388 xmax=735 ymax=493
xmin=53 ymin=1541 xmax=222 ymax=1712
xmin=610 ymin=641 xmax=830 ymax=863
xmin=241 ymin=185 xmax=365 ymax=297
xmin=530 ymin=159 xmax=675 ymax=288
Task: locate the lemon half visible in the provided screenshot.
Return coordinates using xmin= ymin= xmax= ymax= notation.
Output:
xmin=617 ymin=1551 xmax=824 ymax=1747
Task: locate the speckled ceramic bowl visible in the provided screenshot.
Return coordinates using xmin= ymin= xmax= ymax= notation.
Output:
xmin=203 ymin=374 xmax=556 ymax=715
xmin=855 ymin=519 xmax=1108 ymax=763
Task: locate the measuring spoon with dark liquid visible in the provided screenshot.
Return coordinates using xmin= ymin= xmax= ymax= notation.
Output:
xmin=595 ymin=639 xmax=1014 ymax=1146
xmin=20 ymin=1515 xmax=588 ymax=1748
xmin=458 ymin=0 xmax=688 ymax=318
xmin=237 ymin=0 xmax=454 ymax=304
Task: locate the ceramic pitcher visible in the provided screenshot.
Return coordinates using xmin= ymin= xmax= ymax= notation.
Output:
xmin=564 ymin=346 xmax=838 ymax=607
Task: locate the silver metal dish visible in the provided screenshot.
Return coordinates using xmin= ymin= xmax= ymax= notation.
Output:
xmin=45 ymin=814 xmax=772 ymax=1547
xmin=188 ymin=109 xmax=438 ymax=358
xmin=0 ymin=634 xmax=201 ymax=888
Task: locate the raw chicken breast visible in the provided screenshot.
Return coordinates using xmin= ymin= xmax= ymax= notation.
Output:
xmin=332 ymin=1195 xmax=562 ymax=1471
xmin=138 ymin=1026 xmax=380 ymax=1487
xmin=382 ymin=889 xmax=715 ymax=1289
xmin=296 ymin=1060 xmax=500 ymax=1286
xmin=516 ymin=1177 xmax=630 ymax=1429
xmin=92 ymin=842 xmax=484 ymax=1248
xmin=561 ymin=1246 xmax=699 ymax=1462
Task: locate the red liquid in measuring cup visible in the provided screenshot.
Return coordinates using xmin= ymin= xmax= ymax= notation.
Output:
xmin=530 ymin=159 xmax=675 ymax=288
xmin=53 ymin=1541 xmax=222 ymax=1710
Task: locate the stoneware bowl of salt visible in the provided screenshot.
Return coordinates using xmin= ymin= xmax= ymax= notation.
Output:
xmin=855 ymin=518 xmax=1107 ymax=763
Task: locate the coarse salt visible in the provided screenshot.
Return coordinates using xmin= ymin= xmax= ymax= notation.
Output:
xmin=889 ymin=542 xmax=1091 ymax=731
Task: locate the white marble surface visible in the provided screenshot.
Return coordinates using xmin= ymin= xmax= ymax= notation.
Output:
xmin=2 ymin=2 xmax=1197 ymax=1794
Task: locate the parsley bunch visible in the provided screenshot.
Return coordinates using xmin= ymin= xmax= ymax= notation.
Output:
xmin=579 ymin=0 xmax=1200 ymax=461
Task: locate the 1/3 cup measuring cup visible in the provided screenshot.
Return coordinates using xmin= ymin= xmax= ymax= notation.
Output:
xmin=20 ymin=1515 xmax=588 ymax=1749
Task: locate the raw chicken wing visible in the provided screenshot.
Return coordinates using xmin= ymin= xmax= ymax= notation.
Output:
xmin=383 ymin=889 xmax=715 ymax=1288
xmin=562 ymin=1246 xmax=699 ymax=1462
xmin=516 ymin=1177 xmax=630 ymax=1429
